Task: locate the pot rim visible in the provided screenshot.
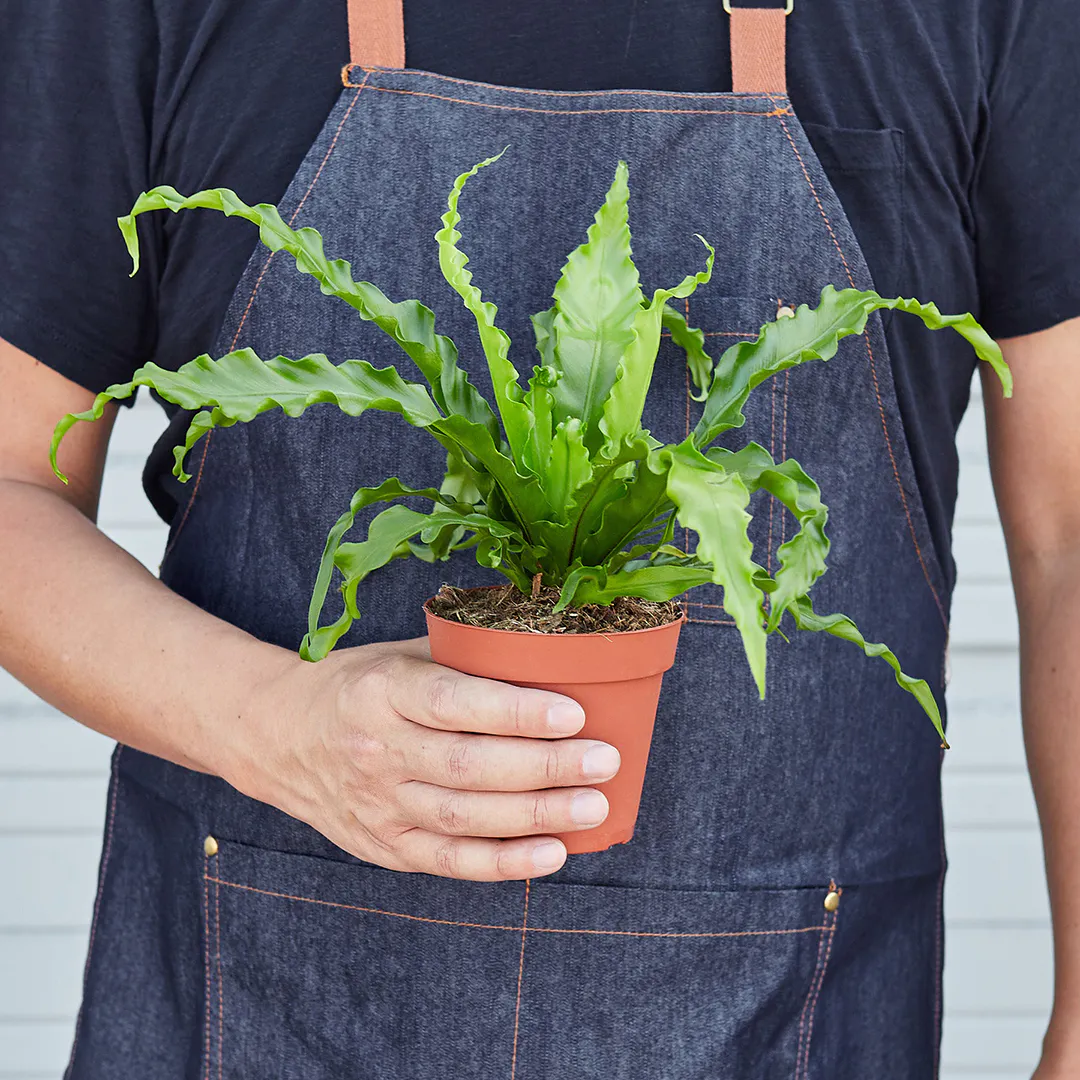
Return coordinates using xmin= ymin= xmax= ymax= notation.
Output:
xmin=422 ymin=595 xmax=687 ymax=640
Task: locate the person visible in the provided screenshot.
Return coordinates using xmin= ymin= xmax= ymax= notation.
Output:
xmin=2 ymin=0 xmax=1078 ymax=1076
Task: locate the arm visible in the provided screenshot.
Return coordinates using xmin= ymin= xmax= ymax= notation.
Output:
xmin=0 ymin=337 xmax=618 ymax=880
xmin=982 ymin=316 xmax=1080 ymax=1075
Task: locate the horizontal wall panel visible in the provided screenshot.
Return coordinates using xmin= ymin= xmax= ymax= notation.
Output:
xmin=954 ymin=462 xmax=999 ymax=526
xmin=0 ymin=838 xmax=101 ymax=931
xmin=945 ymin=926 xmax=1052 ymax=1014
xmin=942 ymin=707 xmax=1025 ymax=771
xmin=0 ymin=932 xmax=87 ymax=1018
xmin=0 ymin=778 xmax=109 ymax=835
xmin=105 ymin=394 xmax=168 ymax=459
xmin=940 ymin=1073 xmax=1029 ymax=1080
xmin=0 ymin=673 xmax=49 ymax=715
xmin=0 ymin=719 xmax=113 ymax=774
xmin=0 ymin=1018 xmax=76 ymax=1073
xmin=941 ymin=1014 xmax=1045 ymax=1072
xmin=97 ymin=460 xmax=158 ymax=530
xmin=948 ymin=584 xmax=1019 ymax=648
xmin=955 ymin=399 xmax=986 ymax=459
xmin=951 ymin=523 xmax=1010 ymax=585
xmin=945 ymin=649 xmax=1021 ymax=773
xmin=947 ymin=650 xmax=1020 ymax=710
xmin=944 ymin=830 xmax=1049 ymax=925
xmin=943 ymin=773 xmax=1038 ymax=829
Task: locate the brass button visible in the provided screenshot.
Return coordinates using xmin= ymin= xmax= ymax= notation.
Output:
xmin=203 ymin=835 xmax=219 ymax=857
xmin=824 ymin=889 xmax=840 ymax=912
xmin=777 ymin=304 xmax=796 ymax=319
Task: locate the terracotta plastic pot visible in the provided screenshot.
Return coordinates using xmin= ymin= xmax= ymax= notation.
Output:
xmin=424 ymin=597 xmax=684 ymax=854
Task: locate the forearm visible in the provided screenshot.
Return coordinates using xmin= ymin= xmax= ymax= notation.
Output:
xmin=1015 ymin=548 xmax=1080 ymax=1055
xmin=0 ymin=477 xmax=296 ymax=777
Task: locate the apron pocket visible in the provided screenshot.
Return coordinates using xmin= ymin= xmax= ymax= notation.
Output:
xmin=800 ymin=123 xmax=906 ymax=300
xmin=203 ymin=837 xmax=840 ymax=1079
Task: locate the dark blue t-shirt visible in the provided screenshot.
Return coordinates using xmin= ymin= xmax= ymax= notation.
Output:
xmin=2 ymin=0 xmax=1079 ymax=584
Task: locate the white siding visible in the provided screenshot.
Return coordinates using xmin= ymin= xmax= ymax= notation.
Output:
xmin=0 ymin=395 xmax=169 ymax=1078
xmin=0 ymin=381 xmax=1049 ymax=1076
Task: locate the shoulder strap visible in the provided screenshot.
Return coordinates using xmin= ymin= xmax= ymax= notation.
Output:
xmin=345 ymin=0 xmax=787 ymax=93
xmin=728 ymin=5 xmax=789 ymax=94
xmin=347 ymin=0 xmax=405 ymax=69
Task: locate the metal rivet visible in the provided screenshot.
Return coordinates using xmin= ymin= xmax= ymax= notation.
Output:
xmin=203 ymin=835 xmax=219 ymax=857
xmin=777 ymin=304 xmax=796 ymax=319
xmin=824 ymin=889 xmax=840 ymax=912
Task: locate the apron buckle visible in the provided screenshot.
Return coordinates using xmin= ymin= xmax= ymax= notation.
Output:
xmin=723 ymin=0 xmax=794 ymax=14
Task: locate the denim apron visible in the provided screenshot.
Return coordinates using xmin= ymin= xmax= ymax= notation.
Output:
xmin=67 ymin=3 xmax=949 ymax=1077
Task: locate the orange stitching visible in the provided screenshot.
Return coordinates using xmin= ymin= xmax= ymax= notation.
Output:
xmin=352 ymin=83 xmax=793 ymax=118
xmin=768 ymin=373 xmax=777 ymax=574
xmin=780 ymin=368 xmax=790 ymax=551
xmin=771 ymin=108 xmax=947 ymax=627
xmin=793 ymin=908 xmax=828 ymax=1077
xmin=236 ymin=73 xmax=371 ymax=348
xmin=863 ymin=333 xmax=948 ymax=625
xmin=65 ymin=751 xmax=121 ymax=1076
xmin=215 ymin=853 xmax=224 ymax=1080
xmin=163 ymin=435 xmax=212 ymax=559
xmin=682 ymin=312 xmax=694 ymax=568
xmin=510 ymin=880 xmax=530 ymax=1080
xmin=202 ymin=856 xmax=212 ymax=1080
xmin=798 ymin=896 xmax=840 ymax=1077
xmin=684 ymin=597 xmax=738 ymax=627
xmin=345 ymin=65 xmax=788 ymax=101
xmin=205 ymin=875 xmax=827 ymax=939
xmin=164 ymin=75 xmax=371 ymax=558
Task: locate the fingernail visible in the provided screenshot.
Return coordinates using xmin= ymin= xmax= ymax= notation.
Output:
xmin=532 ymin=840 xmax=566 ymax=871
xmin=547 ymin=701 xmax=585 ymax=734
xmin=571 ymin=791 xmax=609 ymax=826
xmin=581 ymin=744 xmax=621 ymax=780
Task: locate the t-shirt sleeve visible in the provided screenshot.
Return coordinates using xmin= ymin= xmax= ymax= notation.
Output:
xmin=0 ymin=0 xmax=159 ymax=393
xmin=973 ymin=0 xmax=1080 ymax=340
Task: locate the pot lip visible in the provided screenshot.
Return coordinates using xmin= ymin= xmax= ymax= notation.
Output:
xmin=422 ymin=595 xmax=687 ymax=640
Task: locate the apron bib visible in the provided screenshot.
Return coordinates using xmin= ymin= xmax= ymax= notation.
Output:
xmin=69 ymin=4 xmax=949 ymax=1077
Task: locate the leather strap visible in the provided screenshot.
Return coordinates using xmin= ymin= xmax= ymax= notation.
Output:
xmin=729 ymin=8 xmax=788 ymax=94
xmin=345 ymin=0 xmax=787 ymax=89
xmin=347 ymin=0 xmax=405 ymax=68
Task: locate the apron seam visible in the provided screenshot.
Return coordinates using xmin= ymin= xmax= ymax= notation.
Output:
xmin=341 ymin=82 xmax=794 ymax=118
xmin=64 ymin=747 xmax=122 ymax=1080
xmin=794 ymin=887 xmax=841 ymax=1080
xmin=773 ymin=103 xmax=950 ymax=626
xmin=202 ymin=850 xmax=212 ymax=1080
xmin=164 ymin=70 xmax=373 ymax=559
xmin=204 ymin=874 xmax=827 ymax=938
xmin=215 ymin=851 xmax=224 ymax=1080
xmin=509 ymin=879 xmax=531 ymax=1080
xmin=933 ymin=752 xmax=947 ymax=1080
xmin=793 ymin=906 xmax=829 ymax=1077
xmin=202 ymin=849 xmax=225 ymax=1080
xmin=343 ymin=64 xmax=789 ymax=101
xmin=680 ymin=306 xmax=742 ymax=628
xmin=769 ymin=103 xmax=948 ymax=629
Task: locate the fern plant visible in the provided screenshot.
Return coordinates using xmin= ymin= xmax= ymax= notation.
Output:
xmin=51 ymin=154 xmax=1011 ymax=744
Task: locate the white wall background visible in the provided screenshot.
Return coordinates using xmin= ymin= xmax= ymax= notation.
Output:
xmin=0 ymin=380 xmax=1047 ymax=1077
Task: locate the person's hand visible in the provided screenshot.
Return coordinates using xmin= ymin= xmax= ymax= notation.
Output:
xmin=225 ymin=636 xmax=619 ymax=881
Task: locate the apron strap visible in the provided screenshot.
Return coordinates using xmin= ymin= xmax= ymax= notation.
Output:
xmin=347 ymin=0 xmax=405 ymax=68
xmin=344 ymin=0 xmax=787 ymax=90
xmin=728 ymin=5 xmax=789 ymax=94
